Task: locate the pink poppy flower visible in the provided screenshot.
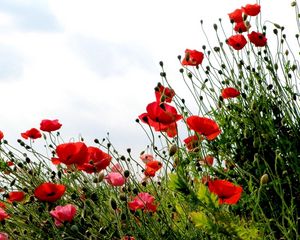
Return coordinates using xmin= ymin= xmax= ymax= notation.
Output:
xmin=0 ymin=208 xmax=9 ymax=221
xmin=50 ymin=204 xmax=77 ymax=227
xmin=0 ymin=232 xmax=9 ymax=240
xmin=105 ymin=172 xmax=125 ymax=186
xmin=140 ymin=153 xmax=155 ymax=164
xmin=128 ymin=192 xmax=157 ymax=212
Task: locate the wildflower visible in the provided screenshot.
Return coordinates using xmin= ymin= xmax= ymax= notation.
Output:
xmin=221 ymin=87 xmax=240 ymax=99
xmin=40 ymin=119 xmax=62 ymax=132
xmin=122 ymin=236 xmax=135 ymax=240
xmin=227 ymin=34 xmax=247 ymax=50
xmin=21 ymin=128 xmax=42 ymax=140
xmin=111 ymin=163 xmax=123 ymax=173
xmin=228 ymin=8 xmax=243 ymax=23
xmin=183 ymin=135 xmax=203 ymax=151
xmin=155 ymin=82 xmax=175 ymax=103
xmin=144 ymin=160 xmax=162 ymax=177
xmin=140 ymin=153 xmax=155 ymax=164
xmin=105 ymin=172 xmax=126 ymax=186
xmin=77 ymin=146 xmax=112 ymax=173
xmin=34 ymin=182 xmax=66 ymax=202
xmin=0 ymin=131 xmax=3 ymax=141
xmin=200 ymin=155 xmax=214 ymax=166
xmin=0 ymin=203 xmax=6 ymax=209
xmin=139 ymin=102 xmax=182 ymax=137
xmin=7 ymin=191 xmax=25 ymax=203
xmin=0 ymin=232 xmax=9 ymax=240
xmin=208 ymin=179 xmax=243 ymax=205
xmin=128 ymin=192 xmax=157 ymax=212
xmin=181 ymin=49 xmax=204 ymax=66
xmin=248 ymin=31 xmax=267 ymax=47
xmin=50 ymin=204 xmax=77 ymax=227
xmin=54 ymin=142 xmax=89 ymax=166
xmin=234 ymin=21 xmax=251 ymax=33
xmin=242 ymin=3 xmax=261 ymax=16
xmin=0 ymin=208 xmax=9 ymax=221
xmin=187 ymin=116 xmax=221 ymax=140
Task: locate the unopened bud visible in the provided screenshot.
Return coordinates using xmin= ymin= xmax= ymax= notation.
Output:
xmin=260 ymin=174 xmax=269 ymax=185
xmin=110 ymin=198 xmax=117 ymax=210
xmin=97 ymin=171 xmax=105 ymax=182
xmin=169 ymin=144 xmax=178 ymax=157
xmin=71 ymin=225 xmax=79 ymax=232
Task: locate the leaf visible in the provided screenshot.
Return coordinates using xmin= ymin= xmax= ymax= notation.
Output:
xmin=196 ymin=183 xmax=219 ymax=208
xmin=168 ymin=172 xmax=190 ymax=195
xmin=190 ymin=211 xmax=210 ymax=228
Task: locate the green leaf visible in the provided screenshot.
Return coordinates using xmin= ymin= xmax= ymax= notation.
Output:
xmin=196 ymin=183 xmax=219 ymax=208
xmin=190 ymin=211 xmax=210 ymax=228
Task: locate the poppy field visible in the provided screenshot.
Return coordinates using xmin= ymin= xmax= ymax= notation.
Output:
xmin=0 ymin=2 xmax=300 ymax=240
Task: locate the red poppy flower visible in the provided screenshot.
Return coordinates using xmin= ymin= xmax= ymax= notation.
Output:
xmin=183 ymin=135 xmax=203 ymax=151
xmin=248 ymin=31 xmax=267 ymax=47
xmin=34 ymin=182 xmax=66 ymax=202
xmin=40 ymin=119 xmax=62 ymax=132
xmin=0 ymin=131 xmax=3 ymax=141
xmin=182 ymin=49 xmax=204 ymax=66
xmin=227 ymin=34 xmax=247 ymax=50
xmin=55 ymin=142 xmax=89 ymax=166
xmin=155 ymin=83 xmax=175 ymax=103
xmin=7 ymin=191 xmax=25 ymax=203
xmin=228 ymin=8 xmax=243 ymax=23
xmin=234 ymin=21 xmax=251 ymax=33
xmin=0 ymin=202 xmax=6 ymax=209
xmin=208 ymin=179 xmax=243 ymax=205
xmin=77 ymin=146 xmax=112 ymax=173
xmin=221 ymin=87 xmax=240 ymax=99
xmin=122 ymin=237 xmax=135 ymax=240
xmin=187 ymin=116 xmax=221 ymax=140
xmin=21 ymin=128 xmax=42 ymax=140
xmin=139 ymin=102 xmax=182 ymax=137
xmin=50 ymin=204 xmax=77 ymax=227
xmin=128 ymin=192 xmax=157 ymax=212
xmin=200 ymin=155 xmax=214 ymax=166
xmin=0 ymin=208 xmax=9 ymax=221
xmin=144 ymin=160 xmax=162 ymax=177
xmin=242 ymin=4 xmax=261 ymax=16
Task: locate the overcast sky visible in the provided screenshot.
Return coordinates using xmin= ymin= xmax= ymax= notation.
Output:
xmin=0 ymin=0 xmax=297 ymax=158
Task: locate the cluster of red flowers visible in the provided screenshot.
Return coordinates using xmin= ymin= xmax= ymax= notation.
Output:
xmin=227 ymin=3 xmax=267 ymax=50
xmin=21 ymin=119 xmax=62 ymax=140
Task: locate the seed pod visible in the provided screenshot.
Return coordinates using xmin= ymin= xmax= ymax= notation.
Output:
xmin=260 ymin=174 xmax=269 ymax=185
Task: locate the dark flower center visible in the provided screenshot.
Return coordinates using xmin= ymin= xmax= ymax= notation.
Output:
xmin=47 ymin=191 xmax=56 ymax=197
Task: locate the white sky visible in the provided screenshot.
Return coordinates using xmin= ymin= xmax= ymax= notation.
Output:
xmin=0 ymin=0 xmax=297 ymax=158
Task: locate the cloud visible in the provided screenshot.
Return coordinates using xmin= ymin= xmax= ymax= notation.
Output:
xmin=0 ymin=0 xmax=61 ymax=32
xmin=69 ymin=35 xmax=156 ymax=78
xmin=0 ymin=45 xmax=23 ymax=81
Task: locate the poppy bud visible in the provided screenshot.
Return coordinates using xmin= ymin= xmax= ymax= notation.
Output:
xmin=120 ymin=194 xmax=127 ymax=201
xmin=169 ymin=144 xmax=178 ymax=157
xmin=110 ymin=198 xmax=117 ymax=210
xmin=124 ymin=170 xmax=130 ymax=178
xmin=65 ymin=225 xmax=77 ymax=234
xmin=260 ymin=174 xmax=269 ymax=185
xmin=213 ymin=24 xmax=218 ymax=30
xmin=291 ymin=1 xmax=297 ymax=7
